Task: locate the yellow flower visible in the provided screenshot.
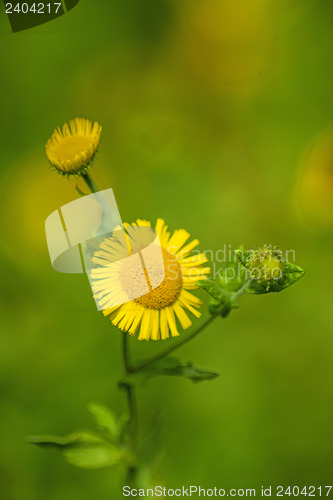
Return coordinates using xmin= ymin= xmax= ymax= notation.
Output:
xmin=90 ymin=219 xmax=210 ymax=341
xmin=46 ymin=118 xmax=102 ymax=176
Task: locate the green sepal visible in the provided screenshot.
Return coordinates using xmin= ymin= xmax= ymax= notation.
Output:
xmin=234 ymin=246 xmax=250 ymax=267
xmin=120 ymin=357 xmax=219 ymax=388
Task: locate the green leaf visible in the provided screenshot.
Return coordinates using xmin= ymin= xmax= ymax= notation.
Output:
xmin=197 ymin=278 xmax=240 ymax=317
xmin=197 ymin=279 xmax=232 ymax=304
xmin=87 ymin=402 xmax=120 ymax=441
xmin=28 ymin=430 xmax=133 ymax=469
xmin=64 ymin=443 xmax=123 ymax=469
xmin=120 ymin=357 xmax=219 ymax=388
xmin=248 ymin=262 xmax=305 ymax=294
xmin=197 ymin=280 xmax=239 ymax=308
xmin=282 ymin=262 xmax=305 ymax=288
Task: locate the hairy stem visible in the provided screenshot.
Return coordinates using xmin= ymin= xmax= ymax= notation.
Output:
xmin=129 ymin=315 xmax=217 ymax=373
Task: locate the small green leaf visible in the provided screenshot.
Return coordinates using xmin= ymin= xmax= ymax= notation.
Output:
xmin=64 ymin=442 xmax=123 ymax=469
xmin=248 ymin=261 xmax=305 ymax=294
xmin=88 ymin=403 xmax=120 ymax=441
xmin=279 ymin=262 xmax=305 ymax=289
xmin=28 ymin=431 xmax=133 ymax=469
xmin=197 ymin=279 xmax=231 ymax=303
xmin=120 ymin=357 xmax=219 ymax=388
xmin=197 ymin=280 xmax=238 ymax=307
xmin=197 ymin=277 xmax=240 ymax=317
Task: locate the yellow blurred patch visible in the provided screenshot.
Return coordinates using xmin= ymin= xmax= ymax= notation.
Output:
xmin=0 ymin=153 xmax=91 ymax=270
xmin=296 ymin=130 xmax=333 ymax=231
xmin=174 ymin=0 xmax=282 ymax=89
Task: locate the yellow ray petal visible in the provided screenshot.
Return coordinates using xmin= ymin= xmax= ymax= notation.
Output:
xmin=179 ymin=289 xmax=202 ymax=306
xmin=160 ymin=309 xmax=169 ymax=340
xmin=150 ymin=310 xmax=160 ymax=341
xmin=165 ymin=307 xmax=179 ymax=337
xmin=177 ymin=239 xmax=200 ymax=258
xmin=173 ymin=302 xmax=192 ymax=330
xmin=179 ymin=253 xmax=208 ymax=267
xmin=138 ymin=309 xmax=153 ymax=341
xmin=129 ymin=305 xmax=145 ymax=335
xmin=167 ymin=229 xmax=190 ymax=253
xmin=136 ymin=219 xmax=151 ymax=227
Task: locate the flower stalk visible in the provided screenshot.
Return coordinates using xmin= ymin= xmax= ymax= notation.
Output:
xmin=82 ymin=172 xmax=99 ymax=194
xmin=79 ymin=173 xmax=140 ymax=483
xmin=122 ymin=334 xmax=138 ymax=486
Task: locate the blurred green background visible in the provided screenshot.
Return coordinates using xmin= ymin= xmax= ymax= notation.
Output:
xmin=1 ymin=0 xmax=333 ymax=498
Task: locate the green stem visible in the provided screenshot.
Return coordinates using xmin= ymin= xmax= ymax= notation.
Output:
xmin=232 ymin=279 xmax=252 ymax=301
xmin=81 ymin=171 xmax=99 ymax=194
xmin=122 ymin=334 xmax=138 ymax=486
xmin=80 ymin=172 xmax=138 ymax=484
xmin=122 ymin=335 xmax=138 ymax=439
xmin=130 ymin=315 xmax=217 ymax=373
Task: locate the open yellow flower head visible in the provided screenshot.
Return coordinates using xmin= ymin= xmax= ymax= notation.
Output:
xmin=90 ymin=219 xmax=210 ymax=341
xmin=46 ymin=118 xmax=102 ymax=177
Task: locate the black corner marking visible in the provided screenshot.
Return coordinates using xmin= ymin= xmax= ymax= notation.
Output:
xmin=64 ymin=0 xmax=79 ymax=12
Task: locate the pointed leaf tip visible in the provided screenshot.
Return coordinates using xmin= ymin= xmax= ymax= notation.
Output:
xmin=120 ymin=357 xmax=219 ymax=387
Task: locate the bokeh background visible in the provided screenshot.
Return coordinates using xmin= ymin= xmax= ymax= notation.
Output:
xmin=1 ymin=0 xmax=333 ymax=498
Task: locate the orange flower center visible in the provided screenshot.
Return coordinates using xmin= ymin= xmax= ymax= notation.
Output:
xmin=135 ymin=248 xmax=182 ymax=310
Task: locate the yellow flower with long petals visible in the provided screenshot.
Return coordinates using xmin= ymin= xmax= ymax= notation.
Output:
xmin=90 ymin=219 xmax=210 ymax=341
xmin=46 ymin=118 xmax=102 ymax=177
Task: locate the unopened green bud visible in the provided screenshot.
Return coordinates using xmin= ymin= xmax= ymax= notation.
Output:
xmin=247 ymin=245 xmax=284 ymax=290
